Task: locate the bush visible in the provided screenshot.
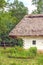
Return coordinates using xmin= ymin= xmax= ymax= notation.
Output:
xmin=17 ymin=38 xmax=23 ymax=47
xmin=7 ymin=46 xmax=37 ymax=58
xmin=28 ymin=47 xmax=37 ymax=57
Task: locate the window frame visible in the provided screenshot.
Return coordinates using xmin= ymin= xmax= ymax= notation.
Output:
xmin=32 ymin=40 xmax=36 ymax=45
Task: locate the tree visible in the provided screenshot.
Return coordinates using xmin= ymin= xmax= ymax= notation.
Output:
xmin=0 ymin=0 xmax=7 ymax=11
xmin=32 ymin=0 xmax=43 ymax=14
xmin=0 ymin=11 xmax=17 ymax=47
xmin=9 ymin=0 xmax=28 ymax=22
xmin=0 ymin=0 xmax=28 ymax=47
xmin=0 ymin=0 xmax=6 ymax=8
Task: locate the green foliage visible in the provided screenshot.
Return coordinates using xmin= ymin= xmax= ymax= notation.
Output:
xmin=28 ymin=47 xmax=37 ymax=57
xmin=9 ymin=0 xmax=28 ymax=22
xmin=4 ymin=46 xmax=37 ymax=58
xmin=32 ymin=0 xmax=43 ymax=14
xmin=0 ymin=47 xmax=43 ymax=65
xmin=0 ymin=11 xmax=17 ymax=44
xmin=0 ymin=46 xmax=37 ymax=58
xmin=0 ymin=0 xmax=28 ymax=46
xmin=17 ymin=38 xmax=23 ymax=47
xmin=8 ymin=46 xmax=26 ymax=57
xmin=0 ymin=0 xmax=6 ymax=8
xmin=0 ymin=12 xmax=17 ymax=34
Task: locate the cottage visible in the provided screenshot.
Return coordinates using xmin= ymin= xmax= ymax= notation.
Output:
xmin=9 ymin=14 xmax=43 ymax=50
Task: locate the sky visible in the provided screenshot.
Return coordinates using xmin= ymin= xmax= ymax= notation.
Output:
xmin=6 ymin=0 xmax=37 ymax=14
xmin=18 ymin=0 xmax=37 ymax=13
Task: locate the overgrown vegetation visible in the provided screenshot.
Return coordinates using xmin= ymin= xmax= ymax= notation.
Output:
xmin=0 ymin=0 xmax=28 ymax=46
xmin=0 ymin=47 xmax=43 ymax=65
xmin=0 ymin=47 xmax=37 ymax=58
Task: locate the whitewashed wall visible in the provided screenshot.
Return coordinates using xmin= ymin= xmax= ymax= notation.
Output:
xmin=21 ymin=37 xmax=43 ymax=50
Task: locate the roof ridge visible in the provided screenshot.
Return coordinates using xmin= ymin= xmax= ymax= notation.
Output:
xmin=24 ymin=14 xmax=43 ymax=18
xmin=28 ymin=16 xmax=43 ymax=18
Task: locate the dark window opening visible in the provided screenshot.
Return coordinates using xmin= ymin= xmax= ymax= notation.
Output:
xmin=32 ymin=40 xmax=36 ymax=45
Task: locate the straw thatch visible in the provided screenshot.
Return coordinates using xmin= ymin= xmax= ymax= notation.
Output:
xmin=9 ymin=14 xmax=43 ymax=37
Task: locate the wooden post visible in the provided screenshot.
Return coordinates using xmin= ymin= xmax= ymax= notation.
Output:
xmin=3 ymin=40 xmax=6 ymax=49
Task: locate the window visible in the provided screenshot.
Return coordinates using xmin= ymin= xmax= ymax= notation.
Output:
xmin=32 ymin=40 xmax=36 ymax=45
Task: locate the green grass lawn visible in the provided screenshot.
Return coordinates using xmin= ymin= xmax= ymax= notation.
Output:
xmin=0 ymin=47 xmax=43 ymax=65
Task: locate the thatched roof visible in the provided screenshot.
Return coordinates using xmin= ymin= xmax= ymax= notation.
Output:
xmin=9 ymin=14 xmax=43 ymax=37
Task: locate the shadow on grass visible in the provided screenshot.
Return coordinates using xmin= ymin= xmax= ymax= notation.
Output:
xmin=8 ymin=56 xmax=34 ymax=59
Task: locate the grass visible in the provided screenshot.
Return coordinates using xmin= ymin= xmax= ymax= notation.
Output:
xmin=0 ymin=47 xmax=43 ymax=65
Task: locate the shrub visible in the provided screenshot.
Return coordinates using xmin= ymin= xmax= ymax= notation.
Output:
xmin=17 ymin=38 xmax=23 ymax=47
xmin=7 ymin=46 xmax=37 ymax=58
xmin=28 ymin=47 xmax=37 ymax=57
xmin=14 ymin=46 xmax=25 ymax=57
